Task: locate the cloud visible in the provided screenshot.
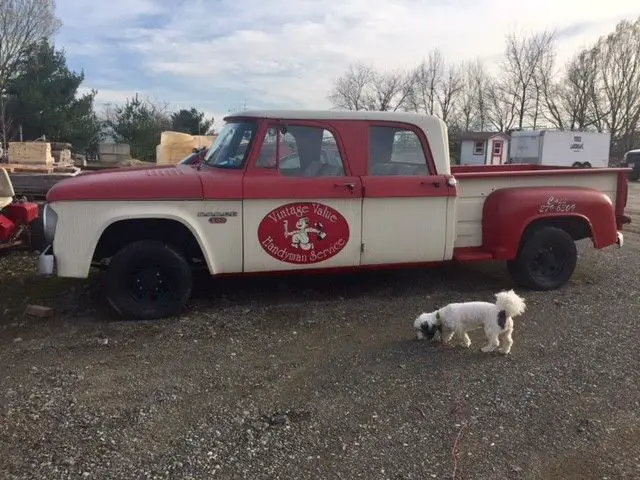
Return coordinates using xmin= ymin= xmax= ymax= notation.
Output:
xmin=57 ymin=0 xmax=639 ymax=125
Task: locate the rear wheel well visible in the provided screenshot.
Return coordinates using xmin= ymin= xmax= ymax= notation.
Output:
xmin=522 ymin=216 xmax=592 ymax=244
xmin=93 ymin=219 xmax=205 ymax=264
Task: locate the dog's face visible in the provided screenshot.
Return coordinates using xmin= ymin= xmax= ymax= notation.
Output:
xmin=413 ymin=312 xmax=442 ymax=340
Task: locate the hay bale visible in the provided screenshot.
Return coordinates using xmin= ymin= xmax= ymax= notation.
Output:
xmin=157 ymin=131 xmax=215 ymax=164
xmin=53 ymin=148 xmax=72 ymax=165
xmin=156 ymin=144 xmax=195 ymax=165
xmin=50 ymin=142 xmax=72 ymax=151
xmin=160 ymin=131 xmax=194 ymax=145
xmin=193 ymin=135 xmax=216 ymax=148
xmin=8 ymin=142 xmax=54 ymax=165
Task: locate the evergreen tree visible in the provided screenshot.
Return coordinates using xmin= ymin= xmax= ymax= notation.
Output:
xmin=170 ymin=107 xmax=214 ymax=135
xmin=106 ymin=94 xmax=171 ymax=162
xmin=5 ymin=40 xmax=100 ymax=153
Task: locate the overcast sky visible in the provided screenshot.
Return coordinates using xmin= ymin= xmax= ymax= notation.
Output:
xmin=56 ymin=0 xmax=639 ymax=128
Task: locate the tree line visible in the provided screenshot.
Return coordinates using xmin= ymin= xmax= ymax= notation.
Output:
xmin=328 ymin=16 xmax=640 ymax=162
xmin=0 ymin=0 xmax=214 ymax=162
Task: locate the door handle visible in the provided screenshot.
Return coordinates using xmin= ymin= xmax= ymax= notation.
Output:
xmin=420 ymin=180 xmax=441 ymax=187
xmin=335 ymin=182 xmax=356 ymax=192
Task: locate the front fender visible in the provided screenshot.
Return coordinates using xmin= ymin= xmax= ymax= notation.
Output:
xmin=88 ymin=211 xmax=213 ymax=273
xmin=50 ymin=200 xmax=242 ymax=278
xmin=482 ymin=186 xmax=617 ymax=259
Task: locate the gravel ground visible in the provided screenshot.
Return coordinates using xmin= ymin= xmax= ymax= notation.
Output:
xmin=1 ymin=183 xmax=639 ymax=480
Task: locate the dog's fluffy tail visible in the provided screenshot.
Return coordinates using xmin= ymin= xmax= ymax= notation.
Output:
xmin=494 ymin=289 xmax=526 ymax=318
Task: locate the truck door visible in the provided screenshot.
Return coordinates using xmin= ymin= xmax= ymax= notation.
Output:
xmin=361 ymin=123 xmax=455 ymax=265
xmin=242 ymin=121 xmax=363 ymax=272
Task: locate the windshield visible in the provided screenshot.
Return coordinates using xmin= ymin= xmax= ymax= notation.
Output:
xmin=204 ymin=121 xmax=257 ymax=169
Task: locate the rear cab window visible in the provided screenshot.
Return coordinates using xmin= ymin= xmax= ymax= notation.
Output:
xmin=368 ymin=125 xmax=433 ymax=176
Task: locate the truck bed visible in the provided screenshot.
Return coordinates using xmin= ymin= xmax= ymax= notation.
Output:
xmin=451 ymin=164 xmax=628 ymax=249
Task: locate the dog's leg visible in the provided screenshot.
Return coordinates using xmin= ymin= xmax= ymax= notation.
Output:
xmin=498 ymin=328 xmax=514 ymax=355
xmin=460 ymin=332 xmax=471 ymax=348
xmin=441 ymin=330 xmax=455 ymax=344
xmin=481 ymin=335 xmax=500 ymax=353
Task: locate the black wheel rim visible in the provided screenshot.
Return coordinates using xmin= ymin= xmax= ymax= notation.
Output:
xmin=124 ymin=260 xmax=179 ymax=309
xmin=528 ymin=243 xmax=567 ymax=283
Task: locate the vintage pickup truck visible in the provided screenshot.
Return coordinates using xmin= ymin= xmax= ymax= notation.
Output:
xmin=38 ymin=110 xmax=631 ymax=319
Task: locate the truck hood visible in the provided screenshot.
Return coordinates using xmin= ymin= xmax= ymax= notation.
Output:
xmin=47 ymin=164 xmax=204 ymax=202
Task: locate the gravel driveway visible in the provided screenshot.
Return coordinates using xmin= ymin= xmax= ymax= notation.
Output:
xmin=1 ymin=183 xmax=639 ymax=480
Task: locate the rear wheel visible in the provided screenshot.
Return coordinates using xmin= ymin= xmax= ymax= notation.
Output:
xmin=105 ymin=240 xmax=193 ymax=320
xmin=507 ymin=226 xmax=577 ymax=290
xmin=582 ymin=162 xmax=592 ymax=168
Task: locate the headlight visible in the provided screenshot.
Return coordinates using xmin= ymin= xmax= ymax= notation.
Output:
xmin=43 ymin=204 xmax=58 ymax=245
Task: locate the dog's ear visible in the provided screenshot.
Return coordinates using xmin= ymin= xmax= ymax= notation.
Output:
xmin=435 ymin=311 xmax=441 ymax=321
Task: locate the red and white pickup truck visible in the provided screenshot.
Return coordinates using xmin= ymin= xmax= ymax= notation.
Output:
xmin=38 ymin=111 xmax=631 ymax=319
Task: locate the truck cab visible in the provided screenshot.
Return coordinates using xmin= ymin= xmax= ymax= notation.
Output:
xmin=39 ymin=111 xmax=630 ymax=320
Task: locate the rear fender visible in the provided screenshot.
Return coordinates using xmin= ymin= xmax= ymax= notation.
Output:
xmin=482 ymin=186 xmax=617 ymax=259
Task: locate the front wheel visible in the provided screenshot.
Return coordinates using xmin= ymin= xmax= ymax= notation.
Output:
xmin=105 ymin=240 xmax=193 ymax=320
xmin=507 ymin=226 xmax=577 ymax=290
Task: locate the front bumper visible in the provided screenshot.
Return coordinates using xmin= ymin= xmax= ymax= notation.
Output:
xmin=38 ymin=245 xmax=55 ymax=276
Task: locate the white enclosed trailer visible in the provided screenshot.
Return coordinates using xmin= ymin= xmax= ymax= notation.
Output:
xmin=509 ymin=130 xmax=611 ymax=168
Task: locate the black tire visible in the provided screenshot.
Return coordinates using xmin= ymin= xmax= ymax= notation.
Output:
xmin=28 ymin=213 xmax=46 ymax=252
xmin=105 ymin=240 xmax=193 ymax=320
xmin=571 ymin=162 xmax=582 ymax=168
xmin=507 ymin=226 xmax=577 ymax=291
xmin=582 ymin=162 xmax=591 ymax=168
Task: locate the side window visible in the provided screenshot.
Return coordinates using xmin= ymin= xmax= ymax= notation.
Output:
xmin=369 ymin=126 xmax=431 ymax=176
xmin=473 ymin=141 xmax=485 ymax=155
xmin=255 ymin=125 xmax=346 ymax=177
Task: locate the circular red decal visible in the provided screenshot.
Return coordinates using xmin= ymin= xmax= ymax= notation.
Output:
xmin=257 ymin=202 xmax=350 ymax=264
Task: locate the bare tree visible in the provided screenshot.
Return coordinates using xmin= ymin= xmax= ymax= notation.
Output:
xmin=550 ymin=48 xmax=603 ymax=131
xmin=499 ymin=30 xmax=556 ymax=129
xmin=408 ymin=49 xmax=444 ymax=115
xmin=485 ymin=77 xmax=517 ymax=132
xmin=0 ymin=91 xmax=12 ymax=153
xmin=0 ymin=0 xmax=60 ymax=145
xmin=456 ymin=62 xmax=477 ymax=131
xmin=328 ymin=63 xmax=375 ymax=111
xmin=530 ymin=34 xmax=558 ymax=129
xmin=468 ymin=60 xmax=491 ymax=130
xmin=592 ymin=17 xmax=640 ymax=155
xmin=456 ymin=61 xmax=486 ymax=131
xmin=365 ymin=68 xmax=414 ymax=111
xmin=0 ymin=0 xmax=60 ymax=86
xmin=437 ymin=64 xmax=464 ymax=124
xmin=328 ymin=63 xmax=414 ymax=111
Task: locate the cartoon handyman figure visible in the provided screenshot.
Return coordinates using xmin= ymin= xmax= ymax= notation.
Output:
xmin=283 ymin=217 xmax=326 ymax=250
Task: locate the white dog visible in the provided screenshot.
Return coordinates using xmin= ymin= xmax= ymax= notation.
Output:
xmin=413 ymin=290 xmax=526 ymax=355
